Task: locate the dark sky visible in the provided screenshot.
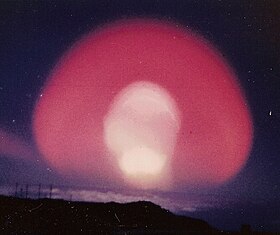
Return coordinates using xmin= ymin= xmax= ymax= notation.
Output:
xmin=0 ymin=0 xmax=279 ymax=232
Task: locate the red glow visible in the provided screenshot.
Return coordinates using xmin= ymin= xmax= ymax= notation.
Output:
xmin=33 ymin=19 xmax=253 ymax=188
xmin=0 ymin=129 xmax=36 ymax=160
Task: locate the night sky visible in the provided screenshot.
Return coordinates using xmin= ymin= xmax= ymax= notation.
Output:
xmin=0 ymin=0 xmax=280 ymax=232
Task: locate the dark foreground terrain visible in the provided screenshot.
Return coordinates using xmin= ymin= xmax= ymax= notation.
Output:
xmin=0 ymin=195 xmax=277 ymax=235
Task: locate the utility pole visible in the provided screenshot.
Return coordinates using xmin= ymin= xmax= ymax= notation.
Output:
xmin=15 ymin=183 xmax=18 ymax=197
xmin=20 ymin=187 xmax=23 ymax=198
xmin=25 ymin=184 xmax=28 ymax=199
xmin=38 ymin=184 xmax=41 ymax=199
xmin=49 ymin=184 xmax=53 ymax=199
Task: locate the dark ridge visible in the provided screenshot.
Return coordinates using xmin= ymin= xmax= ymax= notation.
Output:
xmin=1 ymin=195 xmax=277 ymax=234
xmin=0 ymin=195 xmax=214 ymax=234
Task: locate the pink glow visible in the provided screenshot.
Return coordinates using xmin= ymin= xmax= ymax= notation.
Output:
xmin=33 ymin=19 xmax=253 ymax=189
xmin=0 ymin=129 xmax=36 ymax=160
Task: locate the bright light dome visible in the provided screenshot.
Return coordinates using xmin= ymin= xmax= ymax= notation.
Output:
xmin=104 ymin=81 xmax=181 ymax=188
xmin=119 ymin=146 xmax=167 ymax=176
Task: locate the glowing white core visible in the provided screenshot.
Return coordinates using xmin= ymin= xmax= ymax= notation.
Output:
xmin=120 ymin=147 xmax=166 ymax=176
xmin=104 ymin=81 xmax=181 ymax=188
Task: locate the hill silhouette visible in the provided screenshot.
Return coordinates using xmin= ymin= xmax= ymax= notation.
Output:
xmin=0 ymin=195 xmax=214 ymax=234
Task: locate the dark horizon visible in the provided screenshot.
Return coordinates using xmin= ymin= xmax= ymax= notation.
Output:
xmin=0 ymin=181 xmax=279 ymax=232
xmin=0 ymin=193 xmax=279 ymax=234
